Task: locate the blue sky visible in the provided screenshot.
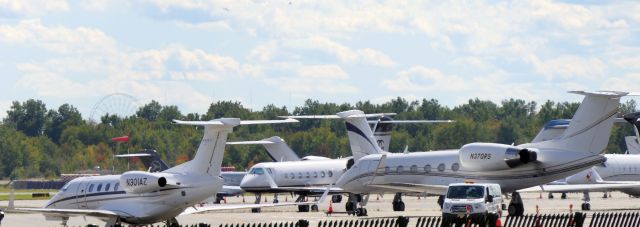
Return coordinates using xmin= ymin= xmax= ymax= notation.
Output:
xmin=0 ymin=0 xmax=639 ymax=120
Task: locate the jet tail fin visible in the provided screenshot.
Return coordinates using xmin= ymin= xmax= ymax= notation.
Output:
xmin=166 ymin=118 xmax=297 ymax=176
xmin=524 ymin=91 xmax=628 ymax=154
xmin=227 ymin=136 xmax=301 ymax=162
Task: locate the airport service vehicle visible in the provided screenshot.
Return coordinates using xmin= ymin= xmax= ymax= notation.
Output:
xmin=442 ymin=183 xmax=502 ymax=226
xmin=334 ymin=91 xmax=633 ymax=216
xmin=17 ymin=118 xmax=316 ymax=226
xmin=521 ymin=112 xmax=640 ymax=210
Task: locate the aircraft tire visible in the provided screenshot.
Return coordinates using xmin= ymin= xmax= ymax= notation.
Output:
xmin=311 ymin=204 xmax=319 ymax=212
xmin=507 ymin=204 xmax=517 ymax=216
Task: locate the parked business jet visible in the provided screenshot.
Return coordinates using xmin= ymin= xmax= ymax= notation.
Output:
xmin=232 ymin=111 xmax=390 ymax=212
xmin=333 ymin=91 xmax=631 ymax=216
xmin=116 ymin=149 xmax=244 ymax=203
xmin=17 ymin=118 xmax=309 ymax=226
xmin=520 ymin=112 xmax=640 ymax=210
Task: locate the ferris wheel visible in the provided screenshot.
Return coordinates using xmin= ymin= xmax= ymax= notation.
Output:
xmin=89 ymin=93 xmax=139 ymax=122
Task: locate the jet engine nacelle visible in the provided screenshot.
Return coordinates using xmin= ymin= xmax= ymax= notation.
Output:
xmin=120 ymin=171 xmax=169 ymax=194
xmin=459 ymin=143 xmax=537 ymax=171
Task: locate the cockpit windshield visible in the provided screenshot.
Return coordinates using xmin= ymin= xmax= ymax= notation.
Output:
xmin=446 ymin=185 xmax=485 ymax=199
xmin=249 ymin=168 xmax=265 ymax=175
xmin=61 ymin=182 xmax=71 ymax=192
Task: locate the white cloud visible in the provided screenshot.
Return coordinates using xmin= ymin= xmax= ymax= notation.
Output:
xmin=603 ymin=74 xmax=640 ymax=92
xmin=284 ymin=36 xmax=396 ymax=67
xmin=381 ymin=66 xmax=468 ymax=92
xmin=0 ymin=19 xmax=116 ymax=54
xmin=298 ymin=65 xmax=347 ymax=79
xmin=0 ymin=0 xmax=68 ymax=17
xmin=531 ymin=56 xmax=607 ymax=80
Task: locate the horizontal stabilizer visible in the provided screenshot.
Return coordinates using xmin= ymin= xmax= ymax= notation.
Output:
xmin=174 ymin=118 xmax=298 ymax=126
xmin=226 ymin=141 xmax=275 ymax=145
xmin=114 ymin=153 xmax=152 ymax=157
xmin=368 ymin=120 xmax=454 ymax=124
xmin=279 ymin=113 xmax=396 ymax=119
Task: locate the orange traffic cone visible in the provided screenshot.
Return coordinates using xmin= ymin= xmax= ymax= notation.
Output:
xmin=495 ymin=218 xmax=502 ymax=227
xmin=327 ymin=201 xmax=334 ymax=216
xmin=224 ymin=197 xmax=227 ymax=204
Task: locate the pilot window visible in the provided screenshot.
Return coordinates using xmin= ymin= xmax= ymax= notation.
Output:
xmin=267 ymin=168 xmax=273 ymax=174
xmin=114 ymin=183 xmax=119 ymax=191
xmin=105 ymin=183 xmax=111 ymax=191
xmin=88 ymin=184 xmax=94 ymax=192
xmin=97 ymin=184 xmax=103 ymax=192
xmin=61 ymin=182 xmax=71 ymax=192
xmin=250 ymin=168 xmax=265 ymax=175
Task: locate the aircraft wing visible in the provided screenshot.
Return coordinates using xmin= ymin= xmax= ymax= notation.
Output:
xmin=518 ymin=182 xmax=640 ymax=193
xmin=16 ymin=207 xmax=123 ymax=219
xmin=366 ymin=182 xmax=449 ymax=195
xmin=180 ymin=201 xmax=318 ymax=215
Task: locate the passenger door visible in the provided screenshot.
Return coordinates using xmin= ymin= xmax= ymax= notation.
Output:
xmin=75 ymin=181 xmax=89 ymax=209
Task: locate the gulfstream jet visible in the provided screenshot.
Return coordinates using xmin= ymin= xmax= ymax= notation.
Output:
xmin=520 ymin=112 xmax=640 ymax=211
xmin=334 ymin=91 xmax=632 ymax=216
xmin=17 ymin=118 xmax=305 ymax=226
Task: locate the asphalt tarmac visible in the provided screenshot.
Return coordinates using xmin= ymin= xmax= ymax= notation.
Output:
xmin=2 ymin=191 xmax=639 ymax=226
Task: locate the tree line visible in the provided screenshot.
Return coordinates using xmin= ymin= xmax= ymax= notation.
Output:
xmin=0 ymin=97 xmax=636 ymax=179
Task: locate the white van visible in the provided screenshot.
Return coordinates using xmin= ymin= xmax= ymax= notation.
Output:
xmin=442 ymin=183 xmax=503 ymax=226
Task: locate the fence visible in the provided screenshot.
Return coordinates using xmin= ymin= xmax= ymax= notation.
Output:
xmin=75 ymin=211 xmax=640 ymax=227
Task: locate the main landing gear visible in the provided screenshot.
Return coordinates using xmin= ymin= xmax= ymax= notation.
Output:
xmin=392 ymin=193 xmax=405 ymax=211
xmin=507 ymin=192 xmax=524 ymax=216
xmin=345 ymin=193 xmax=368 ymax=216
xmin=296 ymin=195 xmax=318 ymax=212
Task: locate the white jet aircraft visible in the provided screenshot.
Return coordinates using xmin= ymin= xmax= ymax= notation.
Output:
xmin=520 ymin=112 xmax=640 ymax=210
xmin=16 ymin=118 xmax=319 ymax=226
xmin=231 ymin=111 xmax=390 ymax=213
xmin=332 ymin=91 xmax=632 ymax=216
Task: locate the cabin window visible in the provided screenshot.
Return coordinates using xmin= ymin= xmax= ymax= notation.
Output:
xmin=452 ymin=163 xmax=460 ymax=171
xmin=97 ymin=184 xmax=103 ymax=192
xmin=105 ymin=183 xmax=111 ymax=191
xmin=298 ymin=172 xmax=303 ymax=179
xmin=410 ymin=165 xmax=418 ymax=173
xmin=397 ymin=165 xmax=404 ymax=173
xmin=290 ymin=173 xmax=295 ymax=179
xmin=385 ymin=166 xmax=391 ymax=173
xmin=438 ymin=163 xmax=445 ymax=172
xmin=306 ymin=172 xmax=310 ymax=178
xmin=321 ymin=171 xmax=326 ymax=178
xmin=328 ymin=171 xmax=333 ymax=177
xmin=114 ymin=183 xmax=119 ymax=191
xmin=424 ymin=165 xmax=431 ymax=173
xmin=88 ymin=184 xmax=94 ymax=192
xmin=313 ymin=172 xmax=318 ymax=178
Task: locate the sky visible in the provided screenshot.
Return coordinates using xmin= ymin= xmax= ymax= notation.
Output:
xmin=0 ymin=0 xmax=639 ymax=120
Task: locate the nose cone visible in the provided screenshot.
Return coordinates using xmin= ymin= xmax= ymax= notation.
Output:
xmin=240 ymin=174 xmax=268 ymax=189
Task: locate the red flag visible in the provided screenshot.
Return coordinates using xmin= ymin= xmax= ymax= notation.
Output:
xmin=111 ymin=135 xmax=129 ymax=142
